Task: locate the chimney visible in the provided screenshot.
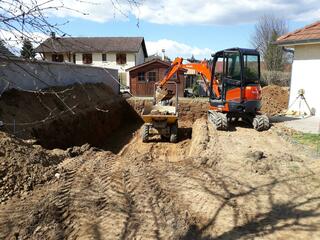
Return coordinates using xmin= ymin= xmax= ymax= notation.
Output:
xmin=161 ymin=49 xmax=165 ymax=61
xmin=50 ymin=32 xmax=56 ymax=39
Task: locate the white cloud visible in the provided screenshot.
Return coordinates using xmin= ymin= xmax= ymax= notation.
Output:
xmin=47 ymin=0 xmax=320 ymax=25
xmin=0 ymin=30 xmax=48 ymax=55
xmin=1 ymin=0 xmax=319 ymax=25
xmin=146 ymin=39 xmax=213 ymax=59
xmin=135 ymin=0 xmax=320 ymax=25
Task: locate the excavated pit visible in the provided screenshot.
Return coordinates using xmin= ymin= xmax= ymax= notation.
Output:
xmin=0 ymin=84 xmax=290 ymax=153
xmin=0 ymin=83 xmax=142 ymax=153
xmin=0 ymin=84 xmax=205 ymax=153
xmin=31 ymin=99 xmax=142 ymax=151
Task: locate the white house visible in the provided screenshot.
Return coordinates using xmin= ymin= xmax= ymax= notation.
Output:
xmin=35 ymin=37 xmax=148 ymax=87
xmin=276 ymin=21 xmax=320 ymax=117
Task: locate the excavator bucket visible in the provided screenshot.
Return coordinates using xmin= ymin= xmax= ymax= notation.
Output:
xmin=155 ymin=87 xmax=175 ymax=103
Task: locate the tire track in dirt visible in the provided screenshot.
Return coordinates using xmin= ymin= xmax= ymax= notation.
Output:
xmin=120 ymin=159 xmax=186 ymax=239
xmin=0 ymin=154 xmax=89 ymax=239
xmin=94 ymin=157 xmax=132 ymax=239
xmin=51 ymin=154 xmax=90 ymax=239
xmin=55 ymin=151 xmax=132 ymax=240
xmin=119 ymin=120 xmax=248 ymax=237
xmin=116 ymin=133 xmax=191 ymax=239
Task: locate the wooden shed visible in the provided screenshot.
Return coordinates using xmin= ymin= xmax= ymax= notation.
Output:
xmin=127 ymin=59 xmax=185 ymax=97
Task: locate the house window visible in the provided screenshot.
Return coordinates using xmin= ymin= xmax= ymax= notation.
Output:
xmin=138 ymin=72 xmax=145 ymax=81
xmin=82 ymin=53 xmax=92 ymax=64
xmin=52 ymin=54 xmax=64 ymax=62
xmin=148 ymin=71 xmax=157 ymax=82
xmin=116 ymin=53 xmax=126 ymax=65
xmin=102 ymin=53 xmax=107 ymax=62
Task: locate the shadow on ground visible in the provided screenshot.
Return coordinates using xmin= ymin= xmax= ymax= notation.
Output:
xmin=181 ymin=170 xmax=320 ymax=240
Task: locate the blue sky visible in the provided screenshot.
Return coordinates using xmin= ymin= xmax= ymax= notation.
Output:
xmin=1 ymin=0 xmax=319 ymax=59
xmin=57 ymin=16 xmax=313 ymax=59
xmin=60 ymin=16 xmax=310 ymax=58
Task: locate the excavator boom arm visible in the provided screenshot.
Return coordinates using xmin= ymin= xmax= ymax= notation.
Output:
xmin=158 ymin=58 xmax=184 ymax=87
xmin=156 ymin=57 xmax=220 ymax=101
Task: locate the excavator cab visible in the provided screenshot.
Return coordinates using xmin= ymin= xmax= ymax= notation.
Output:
xmin=208 ymin=48 xmax=269 ymax=131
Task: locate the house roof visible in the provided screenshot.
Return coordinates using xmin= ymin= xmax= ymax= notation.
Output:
xmin=276 ymin=21 xmax=320 ymax=46
xmin=127 ymin=58 xmax=171 ymax=72
xmin=35 ymin=37 xmax=148 ymax=57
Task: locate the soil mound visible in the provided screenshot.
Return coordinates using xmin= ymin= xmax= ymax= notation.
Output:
xmin=0 ymin=132 xmax=64 ymax=203
xmin=261 ymin=85 xmax=289 ymax=116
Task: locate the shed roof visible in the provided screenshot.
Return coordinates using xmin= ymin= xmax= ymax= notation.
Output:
xmin=127 ymin=59 xmax=171 ymax=72
xmin=35 ymin=37 xmax=148 ymax=57
xmin=276 ymin=21 xmax=320 ymax=46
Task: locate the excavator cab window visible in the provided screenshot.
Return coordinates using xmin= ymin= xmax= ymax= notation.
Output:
xmin=224 ymin=52 xmax=241 ymax=81
xmin=221 ymin=51 xmax=242 ymax=101
xmin=243 ymin=54 xmax=260 ymax=83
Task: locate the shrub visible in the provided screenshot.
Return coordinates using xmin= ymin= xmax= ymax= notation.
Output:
xmin=261 ymin=70 xmax=291 ymax=87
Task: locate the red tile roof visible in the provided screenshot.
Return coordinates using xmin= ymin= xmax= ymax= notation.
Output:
xmin=276 ymin=21 xmax=320 ymax=45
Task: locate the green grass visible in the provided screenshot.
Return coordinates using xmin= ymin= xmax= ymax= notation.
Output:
xmin=292 ymin=133 xmax=320 ymax=152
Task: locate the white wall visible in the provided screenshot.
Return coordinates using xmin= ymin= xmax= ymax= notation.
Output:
xmin=0 ymin=57 xmax=119 ymax=94
xmin=75 ymin=52 xmax=137 ymax=70
xmin=136 ymin=47 xmax=145 ymax=65
xmin=289 ymin=44 xmax=320 ymax=116
xmin=74 ymin=52 xmax=144 ymax=86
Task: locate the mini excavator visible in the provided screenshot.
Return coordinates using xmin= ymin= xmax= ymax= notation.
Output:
xmin=141 ymin=48 xmax=270 ymax=143
xmin=208 ymin=48 xmax=269 ymax=131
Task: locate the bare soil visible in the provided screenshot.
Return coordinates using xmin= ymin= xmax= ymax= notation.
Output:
xmin=261 ymin=85 xmax=289 ymax=116
xmin=1 ymin=85 xmax=319 ymax=239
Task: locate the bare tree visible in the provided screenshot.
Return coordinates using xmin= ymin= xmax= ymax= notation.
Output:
xmin=0 ymin=0 xmax=142 ymax=51
xmin=252 ymin=15 xmax=289 ymax=71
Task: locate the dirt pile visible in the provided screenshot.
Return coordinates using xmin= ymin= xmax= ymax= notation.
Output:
xmin=0 ymin=132 xmax=63 ymax=203
xmin=188 ymin=118 xmax=222 ymax=168
xmin=261 ymin=85 xmax=289 ymax=116
xmin=0 ymin=130 xmax=102 ymax=204
xmin=0 ymin=83 xmax=142 ymax=150
xmin=245 ymin=150 xmax=303 ymax=175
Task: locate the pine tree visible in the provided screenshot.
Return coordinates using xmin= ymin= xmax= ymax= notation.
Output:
xmin=0 ymin=39 xmax=5 ymax=48
xmin=0 ymin=39 xmax=15 ymax=57
xmin=20 ymin=39 xmax=36 ymax=59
